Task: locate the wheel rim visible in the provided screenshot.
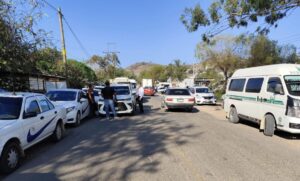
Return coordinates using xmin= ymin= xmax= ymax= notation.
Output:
xmin=56 ymin=124 xmax=62 ymax=139
xmin=7 ymin=148 xmax=18 ymax=168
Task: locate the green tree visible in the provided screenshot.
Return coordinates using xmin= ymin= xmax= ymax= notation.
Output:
xmin=248 ymin=35 xmax=281 ymax=66
xmin=172 ymin=59 xmax=188 ymax=81
xmin=58 ymin=59 xmax=97 ymax=88
xmin=33 ymin=48 xmax=62 ymax=74
xmin=181 ymin=1 xmax=300 ymax=42
xmin=196 ymin=36 xmax=245 ymax=89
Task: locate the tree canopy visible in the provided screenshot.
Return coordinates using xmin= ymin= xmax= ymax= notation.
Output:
xmin=181 ymin=0 xmax=300 ymax=42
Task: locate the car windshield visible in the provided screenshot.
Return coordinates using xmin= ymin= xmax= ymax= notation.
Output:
xmin=284 ymin=75 xmax=300 ymax=96
xmin=0 ymin=97 xmax=22 ymax=120
xmin=46 ymin=91 xmax=77 ymax=101
xmin=196 ymin=88 xmax=209 ymax=93
xmin=166 ymin=89 xmax=190 ymax=96
xmin=113 ymin=86 xmax=130 ymax=95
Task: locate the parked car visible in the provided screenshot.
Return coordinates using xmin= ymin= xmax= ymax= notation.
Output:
xmin=190 ymin=86 xmax=216 ymax=105
xmin=224 ymin=64 xmax=300 ymax=136
xmin=144 ymin=86 xmax=155 ymax=96
xmin=46 ymin=89 xmax=89 ymax=126
xmin=161 ymin=88 xmax=195 ymax=112
xmin=0 ymin=92 xmax=66 ymax=173
xmin=98 ymin=84 xmax=136 ymax=115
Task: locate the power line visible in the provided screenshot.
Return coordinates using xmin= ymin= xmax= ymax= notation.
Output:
xmin=62 ymin=16 xmax=91 ymax=58
xmin=40 ymin=0 xmax=91 ymax=58
xmin=40 ymin=0 xmax=57 ymax=12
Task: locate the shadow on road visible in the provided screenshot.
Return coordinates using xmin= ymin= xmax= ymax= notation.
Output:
xmin=3 ymin=109 xmax=202 ymax=180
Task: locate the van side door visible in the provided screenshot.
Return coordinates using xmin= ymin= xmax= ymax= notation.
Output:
xmin=243 ymin=77 xmax=264 ymax=121
xmin=260 ymin=77 xmax=286 ymax=126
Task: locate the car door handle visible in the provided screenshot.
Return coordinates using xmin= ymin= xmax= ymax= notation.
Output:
xmin=40 ymin=116 xmax=44 ymax=120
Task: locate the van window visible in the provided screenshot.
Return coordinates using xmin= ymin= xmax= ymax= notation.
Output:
xmin=229 ymin=79 xmax=246 ymax=92
xmin=284 ymin=75 xmax=300 ymax=96
xmin=267 ymin=77 xmax=284 ymax=94
xmin=245 ymin=78 xmax=264 ymax=93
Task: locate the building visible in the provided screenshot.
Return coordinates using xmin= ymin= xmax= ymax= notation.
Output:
xmin=0 ymin=71 xmax=66 ymax=93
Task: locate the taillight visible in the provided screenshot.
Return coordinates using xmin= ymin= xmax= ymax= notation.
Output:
xmin=166 ymin=98 xmax=173 ymax=101
xmin=188 ymin=98 xmax=195 ymax=102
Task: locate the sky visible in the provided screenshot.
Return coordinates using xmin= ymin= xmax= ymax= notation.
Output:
xmin=37 ymin=0 xmax=300 ymax=67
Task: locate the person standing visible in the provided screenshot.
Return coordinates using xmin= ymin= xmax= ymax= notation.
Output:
xmin=87 ymin=84 xmax=97 ymax=117
xmin=101 ymin=80 xmax=117 ymax=120
xmin=137 ymin=85 xmax=144 ymax=113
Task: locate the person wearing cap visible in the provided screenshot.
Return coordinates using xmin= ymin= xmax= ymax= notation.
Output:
xmin=101 ymin=80 xmax=117 ymax=120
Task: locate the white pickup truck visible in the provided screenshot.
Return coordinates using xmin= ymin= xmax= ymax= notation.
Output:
xmin=0 ymin=92 xmax=67 ymax=173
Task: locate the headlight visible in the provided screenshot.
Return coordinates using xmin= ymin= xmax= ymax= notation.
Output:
xmin=287 ymin=96 xmax=300 ymax=118
xmin=66 ymin=106 xmax=76 ymax=113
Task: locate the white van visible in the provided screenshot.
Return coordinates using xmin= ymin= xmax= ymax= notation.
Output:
xmin=224 ymin=64 xmax=300 ymax=136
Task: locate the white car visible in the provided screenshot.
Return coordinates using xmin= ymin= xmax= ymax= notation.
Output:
xmin=0 ymin=92 xmax=66 ymax=173
xmin=98 ymin=84 xmax=136 ymax=115
xmin=46 ymin=89 xmax=90 ymax=126
xmin=190 ymin=87 xmax=216 ymax=105
xmin=161 ymin=88 xmax=195 ymax=112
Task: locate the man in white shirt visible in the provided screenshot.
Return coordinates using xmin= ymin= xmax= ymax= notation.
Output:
xmin=137 ymin=85 xmax=144 ymax=113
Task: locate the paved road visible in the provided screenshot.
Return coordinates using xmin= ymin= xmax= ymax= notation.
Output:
xmin=2 ymin=96 xmax=300 ymax=181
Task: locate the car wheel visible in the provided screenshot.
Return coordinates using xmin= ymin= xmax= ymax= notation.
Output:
xmin=0 ymin=142 xmax=22 ymax=174
xmin=52 ymin=122 xmax=64 ymax=142
xmin=229 ymin=107 xmax=239 ymax=124
xmin=75 ymin=112 xmax=81 ymax=127
xmin=264 ymin=115 xmax=276 ymax=136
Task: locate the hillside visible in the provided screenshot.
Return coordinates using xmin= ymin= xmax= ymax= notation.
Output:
xmin=126 ymin=62 xmax=159 ymax=76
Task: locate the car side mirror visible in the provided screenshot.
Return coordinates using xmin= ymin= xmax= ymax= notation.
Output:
xmin=24 ymin=112 xmax=37 ymax=119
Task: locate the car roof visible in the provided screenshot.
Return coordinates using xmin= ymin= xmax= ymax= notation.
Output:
xmin=232 ymin=64 xmax=300 ymax=77
xmin=0 ymin=92 xmax=43 ymax=98
xmin=47 ymin=88 xmax=81 ymax=92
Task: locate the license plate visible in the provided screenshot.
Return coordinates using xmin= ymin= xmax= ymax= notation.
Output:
xmin=177 ymin=98 xmax=184 ymax=102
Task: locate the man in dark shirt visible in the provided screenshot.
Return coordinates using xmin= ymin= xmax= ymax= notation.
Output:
xmin=87 ymin=84 xmax=97 ymax=117
xmin=101 ymin=80 xmax=117 ymax=120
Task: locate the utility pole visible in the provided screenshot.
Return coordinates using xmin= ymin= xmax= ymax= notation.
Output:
xmin=103 ymin=43 xmax=120 ymax=78
xmin=58 ymin=7 xmax=68 ymax=85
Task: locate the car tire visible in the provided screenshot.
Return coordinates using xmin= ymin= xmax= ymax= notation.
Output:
xmin=52 ymin=122 xmax=64 ymax=142
xmin=264 ymin=115 xmax=276 ymax=136
xmin=229 ymin=107 xmax=239 ymax=124
xmin=0 ymin=142 xmax=22 ymax=174
xmin=75 ymin=112 xmax=81 ymax=127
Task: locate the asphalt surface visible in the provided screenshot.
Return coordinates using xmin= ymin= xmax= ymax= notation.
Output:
xmin=2 ymin=96 xmax=300 ymax=181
